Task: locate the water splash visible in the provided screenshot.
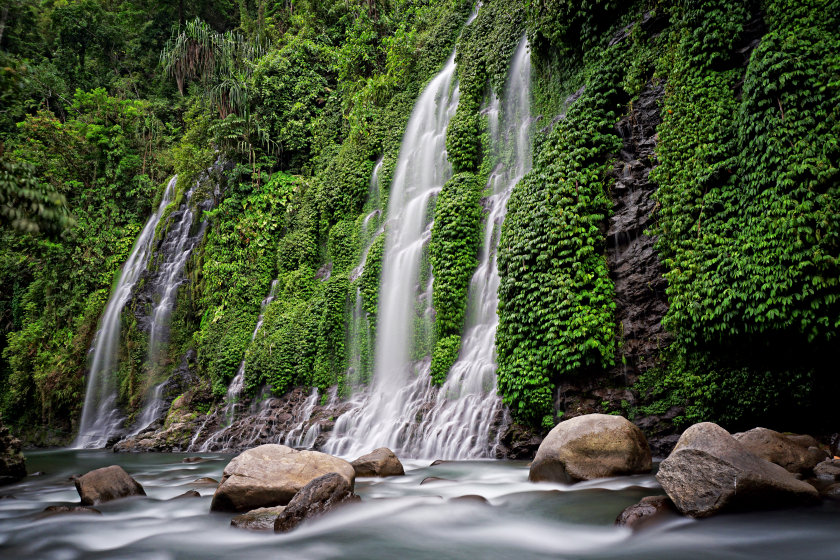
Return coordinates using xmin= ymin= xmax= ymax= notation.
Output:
xmin=75 ymin=177 xmax=177 ymax=449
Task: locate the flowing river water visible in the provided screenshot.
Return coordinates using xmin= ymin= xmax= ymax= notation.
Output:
xmin=1 ymin=450 xmax=839 ymax=559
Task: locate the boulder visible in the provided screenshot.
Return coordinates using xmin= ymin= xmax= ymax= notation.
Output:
xmin=0 ymin=416 xmax=26 ymax=486
xmin=231 ymin=506 xmax=286 ymax=531
xmin=529 ymin=414 xmax=652 ymax=483
xmin=813 ymin=459 xmax=840 ymax=481
xmin=656 ymin=423 xmax=820 ymax=518
xmin=350 ymin=448 xmax=405 ymax=477
xmin=210 ymin=444 xmax=355 ymax=513
xmin=40 ymin=505 xmax=102 ymax=518
xmin=274 ymin=473 xmax=359 ymax=533
xmin=170 ymin=490 xmax=201 ymax=499
xmin=614 ymin=496 xmax=679 ymax=529
xmin=732 ymin=428 xmax=828 ymax=474
xmin=75 ymin=465 xmax=146 ymax=506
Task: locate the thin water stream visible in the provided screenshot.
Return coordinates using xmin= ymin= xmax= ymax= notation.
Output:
xmin=1 ymin=450 xmax=838 ymax=560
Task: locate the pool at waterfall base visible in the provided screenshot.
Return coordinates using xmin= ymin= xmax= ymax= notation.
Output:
xmin=1 ymin=449 xmax=839 ymax=560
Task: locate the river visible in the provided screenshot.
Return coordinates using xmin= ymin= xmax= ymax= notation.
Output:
xmin=1 ymin=450 xmax=839 ymax=559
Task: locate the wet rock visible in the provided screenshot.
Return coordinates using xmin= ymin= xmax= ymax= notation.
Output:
xmin=75 ymin=465 xmax=146 ymax=506
xmin=494 ymin=421 xmax=544 ymax=460
xmin=182 ymin=457 xmax=205 ymax=463
xmin=529 ymin=414 xmax=652 ymax=483
xmin=210 ymin=444 xmax=355 ymax=513
xmin=430 ymin=460 xmax=448 ymax=467
xmin=813 ymin=459 xmax=840 ymax=481
xmin=191 ymin=477 xmax=218 ymax=485
xmin=732 ymin=428 xmax=829 ymax=474
xmin=351 ymin=448 xmax=405 ymax=477
xmin=614 ymin=496 xmax=679 ymax=529
xmin=0 ymin=417 xmax=26 ymax=486
xmin=824 ymin=484 xmax=840 ymax=499
xmin=274 ymin=473 xmax=360 ymax=533
xmin=170 ymin=490 xmax=201 ymax=499
xmin=420 ymin=477 xmax=452 ymax=485
xmin=40 ymin=505 xmax=102 ymax=518
xmin=656 ymin=423 xmax=820 ymax=518
xmin=231 ymin=506 xmax=286 ymax=531
xmin=68 ymin=474 xmax=82 ymax=482
xmin=828 ymin=433 xmax=840 ymax=458
xmin=0 ymin=494 xmax=16 ymax=499
xmin=28 ymin=471 xmax=46 ymax=477
xmin=450 ymin=495 xmax=489 ymax=505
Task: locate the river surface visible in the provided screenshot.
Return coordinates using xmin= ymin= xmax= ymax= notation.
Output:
xmin=1 ymin=450 xmax=839 ymax=559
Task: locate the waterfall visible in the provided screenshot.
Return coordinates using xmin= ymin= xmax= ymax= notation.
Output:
xmin=146 ymin=186 xmax=203 ymax=361
xmin=324 ymin=52 xmax=460 ymax=458
xmin=194 ymin=279 xmax=279 ymax=451
xmin=129 ymin=382 xmax=165 ymax=436
xmin=75 ymin=177 xmax=177 ymax=449
xmin=327 ymin=38 xmax=533 ymax=460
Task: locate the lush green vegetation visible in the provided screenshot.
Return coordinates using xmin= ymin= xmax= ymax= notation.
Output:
xmin=1 ymin=0 xmax=838 ymax=439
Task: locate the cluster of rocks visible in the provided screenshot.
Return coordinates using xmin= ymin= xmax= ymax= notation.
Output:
xmin=526 ymin=413 xmax=837 ymax=528
xmin=222 ymin=445 xmax=404 ymax=532
xmin=114 ymin=387 xmax=353 ymax=453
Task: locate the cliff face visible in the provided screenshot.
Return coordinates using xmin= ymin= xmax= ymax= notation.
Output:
xmin=0 ymin=415 xmax=26 ymax=486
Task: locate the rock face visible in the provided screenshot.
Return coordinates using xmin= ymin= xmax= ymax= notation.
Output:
xmin=75 ymin=465 xmax=146 ymax=506
xmin=274 ymin=473 xmax=359 ymax=533
xmin=0 ymin=416 xmax=26 ymax=486
xmin=656 ymin=423 xmax=820 ymax=518
xmin=813 ymin=459 xmax=840 ymax=481
xmin=529 ymin=414 xmax=652 ymax=483
xmin=231 ymin=506 xmax=286 ymax=531
xmin=732 ymin=428 xmax=829 ymax=474
xmin=614 ymin=496 xmax=678 ymax=529
xmin=210 ymin=444 xmax=355 ymax=513
xmin=350 ymin=448 xmax=405 ymax=477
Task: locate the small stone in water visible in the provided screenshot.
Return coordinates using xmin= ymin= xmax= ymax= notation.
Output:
xmin=171 ymin=490 xmax=202 ymax=499
xmin=449 ymin=495 xmax=489 ymax=504
xmin=192 ymin=477 xmax=219 ymax=484
xmin=182 ymin=457 xmax=205 ymax=463
xmin=430 ymin=460 xmax=447 ymax=467
xmin=40 ymin=505 xmax=102 ymax=517
xmin=420 ymin=477 xmax=451 ymax=485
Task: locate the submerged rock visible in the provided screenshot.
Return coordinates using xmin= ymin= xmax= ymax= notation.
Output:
xmin=210 ymin=444 xmax=355 ymax=513
xmin=0 ymin=417 xmax=26 ymax=486
xmin=656 ymin=423 xmax=820 ymax=518
xmin=351 ymin=448 xmax=405 ymax=477
xmin=420 ymin=477 xmax=452 ymax=485
xmin=614 ymin=496 xmax=679 ymax=529
xmin=824 ymin=483 xmax=840 ymax=499
xmin=732 ymin=428 xmax=828 ymax=474
xmin=182 ymin=457 xmax=205 ymax=463
xmin=231 ymin=506 xmax=286 ymax=531
xmin=813 ymin=459 xmax=840 ymax=481
xmin=40 ymin=505 xmax=102 ymax=518
xmin=450 ymin=495 xmax=489 ymax=505
xmin=529 ymin=414 xmax=652 ymax=483
xmin=170 ymin=490 xmax=201 ymax=499
xmin=75 ymin=465 xmax=146 ymax=506
xmin=191 ymin=477 xmax=218 ymax=485
xmin=274 ymin=473 xmax=359 ymax=533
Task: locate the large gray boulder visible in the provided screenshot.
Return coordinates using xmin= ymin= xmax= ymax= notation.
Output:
xmin=656 ymin=423 xmax=820 ymax=518
xmin=274 ymin=472 xmax=359 ymax=533
xmin=231 ymin=506 xmax=286 ymax=531
xmin=210 ymin=444 xmax=355 ymax=513
xmin=0 ymin=416 xmax=26 ymax=486
xmin=75 ymin=465 xmax=146 ymax=505
xmin=732 ymin=428 xmax=828 ymax=474
xmin=351 ymin=448 xmax=405 ymax=477
xmin=529 ymin=414 xmax=652 ymax=483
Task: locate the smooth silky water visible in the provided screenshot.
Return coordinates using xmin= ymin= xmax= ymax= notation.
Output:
xmin=2 ymin=450 xmax=839 ymax=560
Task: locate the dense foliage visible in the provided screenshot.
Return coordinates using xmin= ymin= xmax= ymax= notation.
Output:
xmin=1 ymin=0 xmax=838 ymax=440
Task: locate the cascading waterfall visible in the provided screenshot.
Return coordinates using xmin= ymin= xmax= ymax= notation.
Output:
xmin=324 ymin=52 xmax=460 ymax=458
xmin=327 ymin=37 xmax=533 ymax=460
xmin=75 ymin=177 xmax=177 ymax=449
xmin=146 ymin=186 xmax=203 ymax=361
xmin=194 ymin=279 xmax=279 ymax=451
xmin=129 ymin=382 xmax=165 ymax=436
